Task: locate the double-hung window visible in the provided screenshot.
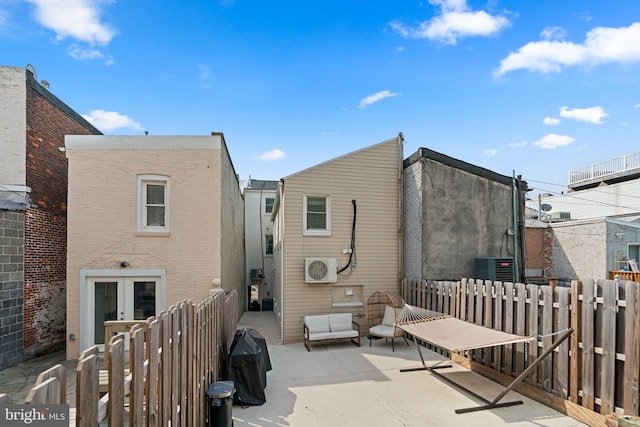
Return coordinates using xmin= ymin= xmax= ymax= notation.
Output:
xmin=265 ymin=234 xmax=274 ymax=255
xmin=303 ymin=194 xmax=331 ymax=236
xmin=138 ymin=175 xmax=170 ymax=234
xmin=264 ymin=197 xmax=275 ymax=214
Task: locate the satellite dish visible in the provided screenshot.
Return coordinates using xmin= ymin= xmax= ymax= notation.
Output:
xmin=541 ymin=203 xmax=552 ymax=212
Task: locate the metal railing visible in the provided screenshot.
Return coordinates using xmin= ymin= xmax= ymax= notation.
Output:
xmin=569 ymin=151 xmax=640 ymax=186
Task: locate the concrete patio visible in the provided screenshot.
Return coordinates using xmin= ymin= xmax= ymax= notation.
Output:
xmin=233 ymin=311 xmax=586 ymax=427
xmin=0 ymin=310 xmax=587 ymax=426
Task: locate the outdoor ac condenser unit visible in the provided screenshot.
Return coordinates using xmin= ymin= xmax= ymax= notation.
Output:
xmin=474 ymin=257 xmax=514 ymax=282
xmin=304 ymin=258 xmax=338 ymax=284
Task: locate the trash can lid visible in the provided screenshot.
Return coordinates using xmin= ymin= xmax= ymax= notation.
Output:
xmin=207 ymin=381 xmax=235 ymax=398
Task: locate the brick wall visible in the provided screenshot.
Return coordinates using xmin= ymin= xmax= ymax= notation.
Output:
xmin=0 ymin=211 xmax=25 ymax=369
xmin=23 ymin=78 xmax=99 ymax=357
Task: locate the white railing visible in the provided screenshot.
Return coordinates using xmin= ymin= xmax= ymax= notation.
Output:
xmin=569 ymin=151 xmax=640 ymax=186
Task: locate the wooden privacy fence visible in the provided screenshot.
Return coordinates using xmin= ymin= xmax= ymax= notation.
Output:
xmin=73 ymin=288 xmax=237 ymax=426
xmin=402 ymin=278 xmax=640 ymax=422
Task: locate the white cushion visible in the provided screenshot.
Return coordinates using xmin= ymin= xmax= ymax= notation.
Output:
xmin=307 ymin=331 xmax=334 ymax=341
xmin=305 ymin=315 xmax=330 ymax=334
xmin=329 ymin=313 xmax=353 ymax=332
xmin=381 ymin=305 xmax=396 ymax=327
xmin=369 ymin=324 xmax=396 ymax=338
xmin=332 ymin=329 xmax=358 ymax=339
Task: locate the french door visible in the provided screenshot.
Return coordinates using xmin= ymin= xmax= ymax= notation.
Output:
xmin=88 ymin=277 xmax=158 ymax=349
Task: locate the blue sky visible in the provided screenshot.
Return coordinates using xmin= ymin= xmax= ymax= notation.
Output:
xmin=2 ymin=0 xmax=640 ymax=200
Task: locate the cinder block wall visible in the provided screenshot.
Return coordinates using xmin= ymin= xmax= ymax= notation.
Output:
xmin=23 ymin=77 xmax=98 ymax=358
xmin=0 ymin=211 xmax=25 ymax=369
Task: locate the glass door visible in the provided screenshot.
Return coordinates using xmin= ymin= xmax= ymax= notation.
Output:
xmin=93 ymin=281 xmax=122 ymax=346
xmin=89 ymin=277 xmax=158 ymax=349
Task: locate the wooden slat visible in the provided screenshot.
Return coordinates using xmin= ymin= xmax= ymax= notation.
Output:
xmin=171 ymin=307 xmax=180 ymax=425
xmin=76 ymin=354 xmax=99 ymax=427
xmin=569 ymin=280 xmax=581 ymax=403
xmin=504 ymin=282 xmax=514 ymax=376
xmin=582 ymin=278 xmax=595 ymax=410
xmin=623 ymin=281 xmax=640 ymax=415
xmin=160 ymin=310 xmax=172 ymax=426
xmin=147 ymin=318 xmax=160 ymax=427
xmin=541 ymin=285 xmax=553 ymax=392
xmin=130 ymin=324 xmax=146 ymax=426
xmin=23 ymin=377 xmax=58 ymax=404
xmin=600 ymin=279 xmax=616 ymax=414
xmin=515 ymin=282 xmax=526 ymax=375
xmin=526 ymin=284 xmax=539 ymax=385
xmin=482 ymin=280 xmax=493 ymax=367
xmin=494 ymin=282 xmax=504 ymax=373
xmin=556 ymin=287 xmax=570 ymax=398
xmin=459 ymin=279 xmax=468 ymax=321
xmin=108 ymin=335 xmax=125 ymax=427
xmin=25 ymin=364 xmax=66 ymax=404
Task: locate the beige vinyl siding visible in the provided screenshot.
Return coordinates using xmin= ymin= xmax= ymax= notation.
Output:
xmin=280 ymin=137 xmax=402 ymax=343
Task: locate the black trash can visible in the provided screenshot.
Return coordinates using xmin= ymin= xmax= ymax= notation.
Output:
xmin=206 ymin=381 xmax=235 ymax=427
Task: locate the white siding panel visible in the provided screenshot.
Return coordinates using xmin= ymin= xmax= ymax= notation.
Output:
xmin=542 ymin=179 xmax=640 ymax=220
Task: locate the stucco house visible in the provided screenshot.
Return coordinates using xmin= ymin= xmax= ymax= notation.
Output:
xmin=403 ymin=147 xmax=528 ymax=282
xmin=548 ymin=217 xmax=640 ymax=283
xmin=243 ymin=178 xmax=278 ymax=311
xmin=0 ymin=65 xmax=101 ymax=368
xmin=64 ymin=133 xmax=245 ymax=359
xmin=271 ymin=135 xmax=404 ymax=344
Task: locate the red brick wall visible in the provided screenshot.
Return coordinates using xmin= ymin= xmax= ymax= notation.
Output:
xmin=23 ymin=80 xmax=100 ymax=357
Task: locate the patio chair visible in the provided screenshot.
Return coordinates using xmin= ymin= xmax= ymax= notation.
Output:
xmin=368 ymin=305 xmax=409 ymax=352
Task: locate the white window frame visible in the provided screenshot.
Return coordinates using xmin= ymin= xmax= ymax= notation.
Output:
xmin=264 ymin=197 xmax=275 ymax=214
xmin=303 ymin=194 xmax=331 ymax=236
xmin=137 ymin=175 xmax=170 ymax=234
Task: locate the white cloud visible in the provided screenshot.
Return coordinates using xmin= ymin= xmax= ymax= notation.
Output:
xmin=635 ymin=102 xmax=640 ymax=109
xmin=27 ymin=0 xmax=115 ymax=45
xmin=358 ymin=90 xmax=400 ymax=109
xmin=495 ymin=22 xmax=640 ymax=76
xmin=256 ymin=149 xmax=286 ymax=161
xmin=483 ymin=149 xmax=498 ymax=156
xmin=540 ymin=26 xmax=567 ymax=41
xmin=533 ymin=133 xmax=575 ymax=149
xmin=559 ymin=106 xmax=608 ymax=124
xmin=82 ymin=110 xmax=142 ymax=132
xmin=509 ymin=141 xmax=528 ymax=148
xmin=390 ymin=0 xmax=510 ymax=45
xmin=543 ymin=116 xmax=560 ymax=126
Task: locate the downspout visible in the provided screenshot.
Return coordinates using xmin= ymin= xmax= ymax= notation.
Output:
xmin=512 ymin=171 xmax=520 ymax=283
xmin=397 ymin=133 xmax=405 ymax=294
xmin=517 ymin=175 xmax=526 ymax=283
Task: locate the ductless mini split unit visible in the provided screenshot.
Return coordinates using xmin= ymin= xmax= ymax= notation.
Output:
xmin=304 ymin=258 xmax=338 ymax=284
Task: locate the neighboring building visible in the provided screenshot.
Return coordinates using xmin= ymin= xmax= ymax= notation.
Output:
xmin=0 ymin=65 xmax=101 ymax=369
xmin=403 ymin=148 xmax=528 ymax=282
xmin=551 ymin=217 xmax=640 ymax=282
xmin=64 ymin=134 xmax=245 ymax=359
xmin=541 ymin=151 xmax=640 ymax=221
xmin=271 ymin=135 xmax=403 ymax=344
xmin=243 ymin=178 xmax=278 ymax=311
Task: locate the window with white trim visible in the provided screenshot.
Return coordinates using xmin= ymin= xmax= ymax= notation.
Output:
xmin=264 ymin=197 xmax=275 ymax=213
xmin=137 ymin=175 xmax=170 ymax=233
xmin=303 ymin=194 xmax=331 ymax=236
xmin=265 ymin=234 xmax=273 ymax=255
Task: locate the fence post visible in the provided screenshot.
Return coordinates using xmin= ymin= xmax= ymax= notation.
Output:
xmin=623 ymin=280 xmax=640 ymax=415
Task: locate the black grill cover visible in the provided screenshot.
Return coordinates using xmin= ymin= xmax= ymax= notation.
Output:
xmin=227 ymin=328 xmax=272 ymax=406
